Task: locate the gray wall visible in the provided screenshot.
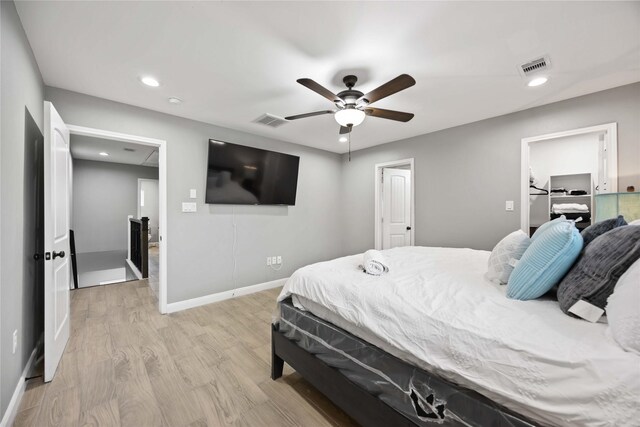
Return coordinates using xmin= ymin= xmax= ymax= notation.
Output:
xmin=341 ymin=83 xmax=640 ymax=255
xmin=72 ymin=159 xmax=158 ymax=253
xmin=46 ymin=87 xmax=345 ymax=303
xmin=0 ymin=0 xmax=45 ymax=420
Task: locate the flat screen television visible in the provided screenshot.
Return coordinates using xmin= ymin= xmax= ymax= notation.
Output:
xmin=205 ymin=139 xmax=300 ymax=205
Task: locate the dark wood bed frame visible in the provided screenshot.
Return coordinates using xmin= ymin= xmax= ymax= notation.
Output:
xmin=271 ymin=322 xmax=537 ymax=427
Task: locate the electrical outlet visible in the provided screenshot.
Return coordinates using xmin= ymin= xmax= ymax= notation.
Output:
xmin=277 ymin=256 xmax=282 ymax=265
xmin=12 ymin=330 xmax=18 ymax=354
xmin=182 ymin=202 xmax=197 ymax=213
xmin=271 ymin=256 xmax=277 ymax=265
xmin=266 ymin=257 xmax=271 ymax=266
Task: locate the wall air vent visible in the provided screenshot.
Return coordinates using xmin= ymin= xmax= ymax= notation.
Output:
xmin=253 ymin=114 xmax=288 ymax=128
xmin=518 ymin=55 xmax=551 ymax=78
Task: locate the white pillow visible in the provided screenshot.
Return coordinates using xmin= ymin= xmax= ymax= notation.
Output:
xmin=487 ymin=230 xmax=531 ymax=284
xmin=606 ymin=259 xmax=640 ymax=354
xmin=629 ymin=219 xmax=640 ymax=226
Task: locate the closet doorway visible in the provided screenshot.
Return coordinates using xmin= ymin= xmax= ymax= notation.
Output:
xmin=521 ymin=123 xmax=618 ymax=236
xmin=374 ymin=158 xmax=415 ymax=249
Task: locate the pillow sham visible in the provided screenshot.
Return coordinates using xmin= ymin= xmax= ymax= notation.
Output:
xmin=580 ymin=215 xmax=626 ymax=247
xmin=486 ymin=230 xmax=531 ymax=284
xmin=606 ymin=259 xmax=640 ymax=354
xmin=507 ymin=221 xmax=582 ymax=300
xmin=530 ymin=215 xmax=567 ymax=242
xmin=558 ymin=225 xmax=640 ymax=322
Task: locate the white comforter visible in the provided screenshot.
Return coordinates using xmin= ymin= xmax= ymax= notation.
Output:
xmin=277 ymin=246 xmax=640 ymax=427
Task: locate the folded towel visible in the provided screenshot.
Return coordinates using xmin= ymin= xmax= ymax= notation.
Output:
xmin=362 ymin=250 xmax=389 ymax=275
xmin=552 ymin=203 xmax=590 ymax=214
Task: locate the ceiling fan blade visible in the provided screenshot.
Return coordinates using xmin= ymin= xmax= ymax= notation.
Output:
xmin=364 ymin=107 xmax=414 ymax=122
xmin=285 ymin=110 xmax=335 ymax=121
xmin=339 ymin=125 xmax=352 ymax=135
xmin=297 ymin=78 xmax=343 ymax=105
xmin=358 ymin=74 xmax=416 ymax=104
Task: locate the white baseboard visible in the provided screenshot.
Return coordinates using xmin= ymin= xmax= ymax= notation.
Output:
xmin=165 ymin=277 xmax=287 ymax=313
xmin=0 ymin=343 xmax=39 ymax=427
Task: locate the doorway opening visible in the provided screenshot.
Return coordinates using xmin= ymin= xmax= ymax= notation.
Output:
xmin=521 ymin=123 xmax=618 ymax=236
xmin=374 ymin=158 xmax=415 ymax=250
xmin=67 ymin=125 xmax=168 ymax=313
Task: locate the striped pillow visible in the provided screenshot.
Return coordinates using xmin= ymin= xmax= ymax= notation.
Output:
xmin=507 ymin=221 xmax=583 ymax=300
xmin=580 ymin=215 xmax=627 ymax=247
xmin=558 ymin=225 xmax=640 ymax=321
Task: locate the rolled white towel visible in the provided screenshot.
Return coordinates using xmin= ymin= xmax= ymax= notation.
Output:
xmin=362 ymin=249 xmax=389 ymax=275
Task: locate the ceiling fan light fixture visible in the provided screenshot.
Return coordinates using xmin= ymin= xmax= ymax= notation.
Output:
xmin=335 ymin=108 xmax=365 ymax=127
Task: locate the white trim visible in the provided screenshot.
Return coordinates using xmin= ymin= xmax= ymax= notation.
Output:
xmin=67 ymin=125 xmax=169 ymax=313
xmin=125 ymin=258 xmax=143 ymax=280
xmin=127 ymin=215 xmax=133 ymax=261
xmin=520 ymin=123 xmax=618 ymax=232
xmin=99 ymin=278 xmax=126 ymax=286
xmin=0 ymin=346 xmax=39 ymax=427
xmin=374 ymin=158 xmax=415 ymax=250
xmin=165 ymin=278 xmax=288 ymax=313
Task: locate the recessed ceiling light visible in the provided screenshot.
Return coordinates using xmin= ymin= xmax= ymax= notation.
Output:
xmin=168 ymin=97 xmax=183 ymax=104
xmin=140 ymin=76 xmax=160 ymax=87
xmin=527 ymin=77 xmax=548 ymax=87
xmin=339 ymin=136 xmax=348 ymax=143
xmin=99 ymin=152 xmax=109 ymax=156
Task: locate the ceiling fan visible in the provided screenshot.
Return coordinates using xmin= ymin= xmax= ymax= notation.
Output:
xmin=285 ymin=74 xmax=416 ymax=135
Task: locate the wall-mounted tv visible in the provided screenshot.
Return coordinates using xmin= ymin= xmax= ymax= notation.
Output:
xmin=205 ymin=139 xmax=300 ymax=205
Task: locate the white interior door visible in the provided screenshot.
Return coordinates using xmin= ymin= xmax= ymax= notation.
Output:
xmin=382 ymin=168 xmax=412 ymax=249
xmin=44 ymin=102 xmax=71 ymax=382
xmin=139 ymin=179 xmax=160 ymax=242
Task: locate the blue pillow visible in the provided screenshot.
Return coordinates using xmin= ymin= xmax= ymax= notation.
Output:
xmin=530 ymin=215 xmax=567 ymax=242
xmin=507 ymin=221 xmax=583 ymax=300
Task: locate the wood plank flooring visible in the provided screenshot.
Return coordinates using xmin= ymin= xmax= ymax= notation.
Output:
xmin=14 ymin=280 xmax=358 ymax=427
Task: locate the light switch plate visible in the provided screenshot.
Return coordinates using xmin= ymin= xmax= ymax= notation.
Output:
xmin=190 ymin=189 xmax=197 ymax=199
xmin=182 ymin=202 xmax=197 ymax=213
xmin=505 ymin=200 xmax=514 ymax=211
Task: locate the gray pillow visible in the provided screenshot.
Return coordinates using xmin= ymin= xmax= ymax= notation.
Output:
xmin=580 ymin=215 xmax=627 ymax=247
xmin=558 ymin=225 xmax=640 ymax=321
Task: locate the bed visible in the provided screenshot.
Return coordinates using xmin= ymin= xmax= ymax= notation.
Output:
xmin=271 ymin=246 xmax=640 ymax=427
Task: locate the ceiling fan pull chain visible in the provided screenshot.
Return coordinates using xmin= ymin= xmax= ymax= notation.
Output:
xmin=348 ymin=132 xmax=351 ymax=162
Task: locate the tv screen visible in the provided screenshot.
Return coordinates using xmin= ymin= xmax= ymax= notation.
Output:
xmin=205 ymin=139 xmax=300 ymax=205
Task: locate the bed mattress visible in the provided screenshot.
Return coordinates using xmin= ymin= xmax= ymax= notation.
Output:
xmin=279 ymin=299 xmax=536 ymax=426
xmin=277 ymin=246 xmax=640 ymax=427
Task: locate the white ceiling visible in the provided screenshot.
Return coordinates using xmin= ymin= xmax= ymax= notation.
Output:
xmin=70 ymin=134 xmax=158 ymax=167
xmin=16 ymin=1 xmax=640 ymax=154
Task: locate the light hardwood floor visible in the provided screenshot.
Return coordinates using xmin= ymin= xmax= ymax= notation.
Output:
xmin=13 ymin=280 xmax=358 ymax=427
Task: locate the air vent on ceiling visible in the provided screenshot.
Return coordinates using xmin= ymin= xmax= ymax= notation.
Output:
xmin=123 ymin=147 xmax=136 ymax=152
xmin=254 ymin=113 xmax=288 ymax=128
xmin=518 ymin=55 xmax=551 ymax=78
